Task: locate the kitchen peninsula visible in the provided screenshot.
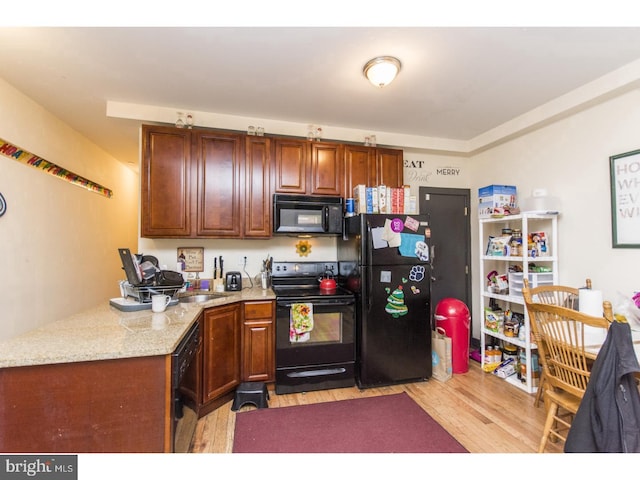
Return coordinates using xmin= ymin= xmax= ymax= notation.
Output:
xmin=0 ymin=286 xmax=275 ymax=453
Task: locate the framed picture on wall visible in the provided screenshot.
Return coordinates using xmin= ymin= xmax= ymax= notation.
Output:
xmin=610 ymin=149 xmax=640 ymax=248
xmin=177 ymin=247 xmax=204 ymax=272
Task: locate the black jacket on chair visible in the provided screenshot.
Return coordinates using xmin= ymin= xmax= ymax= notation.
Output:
xmin=565 ymin=321 xmax=640 ymax=452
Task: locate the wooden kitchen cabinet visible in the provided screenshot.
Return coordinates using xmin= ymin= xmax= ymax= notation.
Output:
xmin=200 ymin=303 xmax=241 ymax=415
xmin=344 ymin=144 xmax=376 ymax=197
xmin=343 ymin=144 xmax=404 ymax=196
xmin=192 ymin=300 xmax=275 ymax=416
xmin=193 ymin=130 xmax=243 ymax=237
xmin=141 ymin=126 xmax=192 ymax=237
xmin=244 ymin=135 xmax=272 ymax=238
xmin=273 ymin=138 xmax=308 ymax=194
xmin=0 ymin=355 xmax=172 ymax=453
xmin=242 ymin=300 xmax=275 ymax=382
xmin=142 ymin=124 xmax=404 ymax=239
xmin=376 ymin=147 xmax=404 ymax=188
xmin=310 ymin=141 xmax=344 ymax=196
xmin=274 ymin=139 xmax=344 ymax=196
xmin=141 ymin=125 xmax=270 ymax=239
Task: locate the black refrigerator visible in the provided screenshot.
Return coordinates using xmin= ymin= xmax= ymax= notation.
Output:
xmin=338 ymin=213 xmax=432 ymax=388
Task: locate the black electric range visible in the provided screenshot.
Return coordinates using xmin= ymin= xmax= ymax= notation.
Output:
xmin=271 ymin=261 xmax=356 ymax=394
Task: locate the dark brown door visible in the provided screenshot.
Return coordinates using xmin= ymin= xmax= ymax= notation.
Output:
xmin=244 ymin=136 xmax=272 ymax=238
xmin=202 ymin=304 xmax=241 ymax=405
xmin=376 ymin=148 xmax=403 ymax=187
xmin=242 ymin=301 xmax=275 ymax=382
xmin=194 ymin=131 xmax=243 ymax=237
xmin=141 ymin=126 xmax=192 ymax=237
xmin=310 ymin=142 xmax=344 ymax=196
xmin=344 ymin=145 xmax=376 ymax=198
xmin=274 ymin=139 xmax=308 ymax=194
xmin=419 ymin=187 xmax=472 ymax=331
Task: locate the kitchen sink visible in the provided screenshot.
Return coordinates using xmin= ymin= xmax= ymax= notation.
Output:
xmin=179 ymin=293 xmax=228 ymax=303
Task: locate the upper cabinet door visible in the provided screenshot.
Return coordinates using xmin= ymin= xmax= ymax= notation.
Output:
xmin=194 ymin=131 xmax=243 ymax=237
xmin=310 ymin=142 xmax=344 ymax=196
xmin=344 ymin=144 xmax=376 ymax=198
xmin=141 ymin=126 xmax=192 ymax=237
xmin=274 ymin=139 xmax=308 ymax=194
xmin=244 ymin=136 xmax=272 ymax=238
xmin=376 ymin=148 xmax=404 ymax=188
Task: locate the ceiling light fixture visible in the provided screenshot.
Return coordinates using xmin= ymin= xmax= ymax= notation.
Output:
xmin=363 ymin=56 xmax=401 ymax=88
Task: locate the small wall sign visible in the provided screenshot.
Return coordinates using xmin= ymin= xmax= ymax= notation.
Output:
xmin=610 ymin=149 xmax=640 ymax=248
xmin=178 ymin=247 xmax=205 ymax=272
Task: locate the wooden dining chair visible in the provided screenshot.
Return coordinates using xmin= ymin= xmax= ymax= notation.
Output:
xmin=522 ymin=283 xmax=612 ymax=453
xmin=522 ymin=278 xmax=590 ymax=407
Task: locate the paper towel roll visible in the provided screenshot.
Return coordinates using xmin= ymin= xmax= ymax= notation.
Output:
xmin=579 ymin=288 xmax=607 ymax=345
xmin=579 ymin=289 xmax=603 ymax=317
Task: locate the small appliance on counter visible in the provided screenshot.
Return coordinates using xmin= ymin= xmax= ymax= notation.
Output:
xmin=225 ymin=271 xmax=242 ymax=291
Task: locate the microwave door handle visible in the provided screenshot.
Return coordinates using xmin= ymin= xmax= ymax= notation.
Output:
xmin=323 ymin=206 xmax=329 ymax=232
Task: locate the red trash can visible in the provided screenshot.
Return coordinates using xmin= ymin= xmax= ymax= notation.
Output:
xmin=434 ymin=298 xmax=471 ymax=374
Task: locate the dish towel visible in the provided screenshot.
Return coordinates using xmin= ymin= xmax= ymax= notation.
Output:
xmin=290 ymin=303 xmax=314 ymax=343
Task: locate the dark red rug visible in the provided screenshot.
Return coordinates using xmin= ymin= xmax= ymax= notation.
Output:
xmin=232 ymin=392 xmax=468 ymax=453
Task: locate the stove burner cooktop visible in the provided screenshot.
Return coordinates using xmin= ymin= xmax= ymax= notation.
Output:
xmin=271 ymin=261 xmax=354 ymax=299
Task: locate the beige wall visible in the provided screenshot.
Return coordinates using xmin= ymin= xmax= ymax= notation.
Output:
xmin=467 ymin=89 xmax=640 ymax=337
xmin=0 ymin=78 xmax=138 ymax=341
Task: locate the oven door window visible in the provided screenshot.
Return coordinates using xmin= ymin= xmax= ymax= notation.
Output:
xmin=276 ymin=300 xmax=355 ymax=367
xmin=290 ymin=309 xmax=342 ymax=344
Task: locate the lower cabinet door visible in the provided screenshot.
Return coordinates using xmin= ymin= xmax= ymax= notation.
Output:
xmin=242 ymin=301 xmax=275 ymax=382
xmin=201 ymin=303 xmax=241 ymax=404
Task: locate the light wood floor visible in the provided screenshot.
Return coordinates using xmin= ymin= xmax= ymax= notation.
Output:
xmin=189 ymin=361 xmax=562 ymax=454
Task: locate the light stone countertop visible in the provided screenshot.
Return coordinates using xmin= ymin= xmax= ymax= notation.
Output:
xmin=0 ymin=286 xmax=275 ymax=369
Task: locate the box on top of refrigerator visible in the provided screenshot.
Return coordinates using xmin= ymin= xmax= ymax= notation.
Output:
xmin=478 ymin=184 xmax=518 ymax=217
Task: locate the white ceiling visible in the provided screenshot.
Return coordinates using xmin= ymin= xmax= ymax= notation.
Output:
xmin=2 ymin=26 xmax=640 ymax=171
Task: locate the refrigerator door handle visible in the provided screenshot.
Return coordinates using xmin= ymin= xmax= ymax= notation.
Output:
xmin=431 ymin=244 xmax=435 ymax=262
xmin=366 ymin=220 xmax=373 ymax=267
xmin=367 ymin=265 xmax=373 ymax=313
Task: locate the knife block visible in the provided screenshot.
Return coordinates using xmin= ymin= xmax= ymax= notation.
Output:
xmin=212 ymin=278 xmax=225 ymax=292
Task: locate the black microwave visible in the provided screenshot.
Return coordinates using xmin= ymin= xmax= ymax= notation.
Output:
xmin=273 ymin=194 xmax=343 ymax=235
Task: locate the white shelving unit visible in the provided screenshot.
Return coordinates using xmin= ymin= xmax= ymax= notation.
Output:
xmin=479 ymin=213 xmax=559 ymax=394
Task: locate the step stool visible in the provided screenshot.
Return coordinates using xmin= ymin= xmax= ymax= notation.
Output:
xmin=231 ymin=382 xmax=270 ymax=411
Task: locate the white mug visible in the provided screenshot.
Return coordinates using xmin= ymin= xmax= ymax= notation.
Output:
xmin=151 ymin=294 xmax=171 ymax=313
